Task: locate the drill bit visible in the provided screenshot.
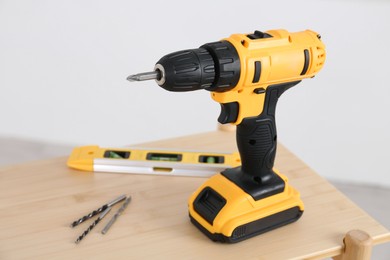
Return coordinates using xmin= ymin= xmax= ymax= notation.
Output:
xmin=101 ymin=196 xmax=132 ymax=234
xmin=75 ymin=207 xmax=111 ymax=244
xmin=70 ymin=194 xmax=126 ymax=228
xmin=126 ymin=71 xmax=160 ymax=82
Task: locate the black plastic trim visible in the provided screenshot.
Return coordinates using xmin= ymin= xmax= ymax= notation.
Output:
xmin=222 ymin=167 xmax=285 ymax=200
xmin=301 ymin=49 xmax=310 ymax=75
xmin=201 ymin=41 xmax=241 ymax=92
xmin=193 ymin=187 xmax=226 ymax=225
xmin=190 ymin=207 xmax=303 ymax=243
xmin=218 ymin=102 xmax=239 ymax=124
xmin=247 ymin=30 xmax=273 ymax=40
xmin=254 ymin=88 xmax=266 ymax=94
xmin=253 ymin=61 xmax=261 ymax=83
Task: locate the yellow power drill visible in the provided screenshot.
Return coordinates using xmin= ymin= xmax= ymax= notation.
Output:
xmin=127 ymin=29 xmax=326 ymax=243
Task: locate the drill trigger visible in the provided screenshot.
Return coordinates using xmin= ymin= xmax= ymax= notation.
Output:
xmin=218 ymin=102 xmax=239 ymax=124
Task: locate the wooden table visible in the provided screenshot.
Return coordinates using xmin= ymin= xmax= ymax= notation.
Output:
xmin=1 ymin=130 xmax=389 ymax=259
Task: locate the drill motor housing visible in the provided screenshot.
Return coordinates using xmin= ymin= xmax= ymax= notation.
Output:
xmin=155 ymin=29 xmax=325 ymax=125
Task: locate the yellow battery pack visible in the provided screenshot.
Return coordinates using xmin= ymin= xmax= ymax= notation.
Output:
xmin=188 ymin=169 xmax=304 ymax=242
xmin=67 ymin=145 xmax=241 ymax=177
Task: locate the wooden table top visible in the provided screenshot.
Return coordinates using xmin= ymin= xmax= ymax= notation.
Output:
xmin=1 ymin=130 xmax=389 ymax=259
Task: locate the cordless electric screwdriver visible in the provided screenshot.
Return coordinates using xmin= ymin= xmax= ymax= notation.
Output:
xmin=128 ymin=29 xmax=326 ymax=243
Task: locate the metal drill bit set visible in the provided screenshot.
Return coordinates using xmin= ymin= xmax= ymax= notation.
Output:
xmin=71 ymin=194 xmax=132 ymax=244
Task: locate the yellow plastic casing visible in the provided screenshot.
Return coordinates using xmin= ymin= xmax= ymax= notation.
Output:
xmin=67 ymin=145 xmax=99 ymax=171
xmin=188 ymin=30 xmax=322 ymax=238
xmin=188 ymin=170 xmax=304 ymax=238
xmin=212 ymin=29 xmax=326 ymax=125
xmin=67 ymin=145 xmax=241 ymax=171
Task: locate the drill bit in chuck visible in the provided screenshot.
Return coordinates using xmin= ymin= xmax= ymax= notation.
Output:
xmin=127 ymin=70 xmax=160 ymax=82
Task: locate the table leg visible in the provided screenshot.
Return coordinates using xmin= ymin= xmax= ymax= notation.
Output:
xmin=333 ymin=230 xmax=373 ymax=260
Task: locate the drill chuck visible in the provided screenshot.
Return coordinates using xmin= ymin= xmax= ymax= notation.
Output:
xmin=154 ymin=41 xmax=240 ymax=92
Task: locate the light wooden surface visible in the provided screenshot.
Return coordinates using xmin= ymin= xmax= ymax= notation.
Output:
xmin=0 ymin=131 xmax=389 ymax=259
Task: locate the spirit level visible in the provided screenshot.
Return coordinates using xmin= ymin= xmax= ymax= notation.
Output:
xmin=67 ymin=145 xmax=241 ymax=177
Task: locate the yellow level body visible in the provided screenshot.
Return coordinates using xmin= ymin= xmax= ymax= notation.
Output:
xmin=67 ymin=145 xmax=241 ymax=177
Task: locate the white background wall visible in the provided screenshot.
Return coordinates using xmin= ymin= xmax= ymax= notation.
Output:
xmin=1 ymin=0 xmax=389 ymax=186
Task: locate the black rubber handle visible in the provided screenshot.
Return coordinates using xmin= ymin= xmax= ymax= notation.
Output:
xmin=236 ymin=81 xmax=301 ymax=184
